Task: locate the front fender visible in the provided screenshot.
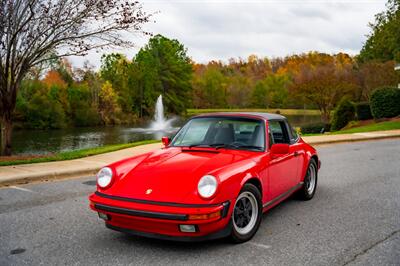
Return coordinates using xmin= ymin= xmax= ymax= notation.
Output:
xmin=211 ymin=159 xmax=261 ymax=204
xmin=299 ymin=144 xmax=319 ymax=182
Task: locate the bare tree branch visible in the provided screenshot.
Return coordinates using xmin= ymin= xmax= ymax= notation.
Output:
xmin=0 ymin=0 xmax=152 ymax=155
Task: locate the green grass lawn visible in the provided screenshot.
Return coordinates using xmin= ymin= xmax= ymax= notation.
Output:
xmin=187 ymin=108 xmax=320 ymax=116
xmin=332 ymin=120 xmax=400 ymax=134
xmin=0 ymin=139 xmax=159 ymax=167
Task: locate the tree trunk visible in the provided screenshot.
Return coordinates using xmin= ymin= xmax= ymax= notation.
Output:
xmin=1 ymin=114 xmax=13 ymax=156
xmin=320 ymin=107 xmax=330 ymax=124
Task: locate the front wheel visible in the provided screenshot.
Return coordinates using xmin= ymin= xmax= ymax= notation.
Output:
xmin=230 ymin=183 xmax=262 ymax=243
xmin=298 ymin=159 xmax=318 ymax=200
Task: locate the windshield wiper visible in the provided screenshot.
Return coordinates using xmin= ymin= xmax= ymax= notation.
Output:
xmin=187 ymin=143 xmax=263 ymax=151
xmin=212 ymin=143 xmax=263 ymax=151
xmin=234 ymin=145 xmax=263 ymax=151
xmin=188 ymin=143 xmax=213 ymax=148
xmin=186 ymin=143 xmax=229 ymax=149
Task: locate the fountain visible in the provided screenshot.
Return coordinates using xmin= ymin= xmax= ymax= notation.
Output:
xmin=127 ymin=95 xmax=177 ymax=135
xmin=150 ymin=95 xmax=175 ymax=131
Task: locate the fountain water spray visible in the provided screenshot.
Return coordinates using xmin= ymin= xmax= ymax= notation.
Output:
xmin=150 ymin=95 xmax=175 ymax=131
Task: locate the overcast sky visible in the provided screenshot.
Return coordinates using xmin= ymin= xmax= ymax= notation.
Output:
xmin=68 ymin=0 xmax=386 ymax=69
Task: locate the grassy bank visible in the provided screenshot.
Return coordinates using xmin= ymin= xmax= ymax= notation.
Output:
xmin=0 ymin=140 xmax=159 ymax=167
xmin=187 ymin=108 xmax=320 ymax=116
xmin=332 ymin=120 xmax=400 ymax=134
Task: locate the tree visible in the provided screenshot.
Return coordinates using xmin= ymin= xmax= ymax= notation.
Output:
xmin=357 ymin=61 xmax=399 ymax=101
xmin=250 ymin=73 xmax=290 ymax=108
xmin=0 ymin=0 xmax=151 ymax=155
xmin=263 ymin=73 xmax=290 ymax=108
xmin=133 ymin=35 xmax=193 ymax=116
xmin=226 ymin=75 xmax=252 ymax=108
xmin=98 ymin=81 xmax=121 ymax=125
xmin=192 ymin=66 xmax=227 ymax=108
xmin=100 ymin=53 xmax=135 ymax=114
xmin=359 ymin=0 xmax=400 ymax=62
xmin=251 ymin=80 xmax=269 ymax=108
xmin=291 ymin=54 xmax=358 ymax=123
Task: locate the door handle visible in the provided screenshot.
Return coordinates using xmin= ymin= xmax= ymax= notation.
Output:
xmin=294 ymin=151 xmax=299 ymax=157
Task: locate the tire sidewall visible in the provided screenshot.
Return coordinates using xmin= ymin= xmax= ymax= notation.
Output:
xmin=302 ymin=159 xmax=318 ymax=200
xmin=230 ymin=183 xmax=262 ymax=243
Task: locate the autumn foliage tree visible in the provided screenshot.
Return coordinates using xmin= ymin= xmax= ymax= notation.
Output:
xmin=290 ymin=53 xmax=359 ymax=123
xmin=0 ymin=0 xmax=151 ymax=155
xmin=99 ymin=81 xmax=121 ymax=124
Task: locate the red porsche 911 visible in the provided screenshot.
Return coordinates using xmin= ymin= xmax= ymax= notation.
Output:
xmin=89 ymin=112 xmax=320 ymax=243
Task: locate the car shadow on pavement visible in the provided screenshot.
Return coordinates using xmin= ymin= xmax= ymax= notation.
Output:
xmin=115 ymin=231 xmax=231 ymax=250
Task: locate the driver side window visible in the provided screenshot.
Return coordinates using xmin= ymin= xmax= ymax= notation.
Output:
xmin=268 ymin=120 xmax=290 ymax=146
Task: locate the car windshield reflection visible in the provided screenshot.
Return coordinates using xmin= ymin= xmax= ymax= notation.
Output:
xmin=171 ymin=117 xmax=265 ymax=151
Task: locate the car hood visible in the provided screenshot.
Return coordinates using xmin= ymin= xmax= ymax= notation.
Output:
xmin=105 ymin=147 xmax=256 ymax=203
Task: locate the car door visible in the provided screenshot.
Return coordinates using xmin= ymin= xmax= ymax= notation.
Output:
xmin=286 ymin=120 xmax=305 ymax=183
xmin=267 ymin=120 xmax=299 ymax=200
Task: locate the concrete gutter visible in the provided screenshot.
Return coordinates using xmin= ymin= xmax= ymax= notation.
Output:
xmin=1 ymin=130 xmax=400 ymax=187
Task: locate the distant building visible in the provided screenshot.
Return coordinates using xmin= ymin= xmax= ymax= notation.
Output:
xmin=396 ymin=64 xmax=400 ymax=88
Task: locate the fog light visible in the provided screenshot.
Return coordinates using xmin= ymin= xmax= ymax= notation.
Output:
xmin=179 ymin=224 xmax=196 ymax=233
xmin=98 ymin=212 xmax=110 ymax=221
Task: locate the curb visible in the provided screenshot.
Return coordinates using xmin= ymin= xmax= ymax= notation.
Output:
xmin=1 ymin=133 xmax=399 ymax=188
xmin=0 ymin=167 xmax=99 ymax=187
xmin=305 ymin=133 xmax=400 ymax=145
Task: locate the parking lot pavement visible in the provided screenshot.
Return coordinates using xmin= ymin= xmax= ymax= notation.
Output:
xmin=0 ymin=139 xmax=399 ymax=265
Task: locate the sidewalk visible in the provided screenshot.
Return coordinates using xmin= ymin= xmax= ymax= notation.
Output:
xmin=1 ymin=130 xmax=399 ymax=186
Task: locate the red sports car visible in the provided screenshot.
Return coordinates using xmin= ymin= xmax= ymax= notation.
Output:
xmin=89 ymin=113 xmax=320 ymax=243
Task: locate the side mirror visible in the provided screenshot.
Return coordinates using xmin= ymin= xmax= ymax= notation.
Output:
xmin=162 ymin=136 xmax=171 ymax=147
xmin=270 ymin=143 xmax=289 ymax=157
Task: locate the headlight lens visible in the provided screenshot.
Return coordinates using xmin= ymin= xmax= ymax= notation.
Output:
xmin=97 ymin=167 xmax=113 ymax=188
xmin=198 ymin=175 xmax=218 ymax=198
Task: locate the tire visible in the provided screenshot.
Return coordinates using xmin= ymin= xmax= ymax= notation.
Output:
xmin=230 ymin=183 xmax=263 ymax=243
xmin=298 ymin=159 xmax=318 ymax=200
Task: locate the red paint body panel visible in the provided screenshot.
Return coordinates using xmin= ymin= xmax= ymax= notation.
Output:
xmin=89 ymin=113 xmax=319 ymax=240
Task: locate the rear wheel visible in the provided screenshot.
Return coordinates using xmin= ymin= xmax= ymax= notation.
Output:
xmin=230 ymin=183 xmax=262 ymax=243
xmin=298 ymin=159 xmax=318 ymax=200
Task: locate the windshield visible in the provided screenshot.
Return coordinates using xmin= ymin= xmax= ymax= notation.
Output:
xmin=171 ymin=117 xmax=265 ymax=151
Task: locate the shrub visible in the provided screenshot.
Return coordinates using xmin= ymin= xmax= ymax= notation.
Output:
xmin=355 ymin=102 xmax=373 ymax=120
xmin=370 ymin=87 xmax=400 ymax=119
xmin=26 ymin=91 xmax=67 ymax=129
xmin=331 ymin=98 xmax=355 ymax=131
xmin=301 ymin=123 xmax=330 ymax=134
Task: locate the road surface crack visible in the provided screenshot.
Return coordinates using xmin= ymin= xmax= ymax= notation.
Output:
xmin=342 ymin=228 xmax=400 ymax=265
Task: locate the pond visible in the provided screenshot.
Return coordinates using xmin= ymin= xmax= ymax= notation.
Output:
xmin=10 ymin=114 xmax=322 ymax=155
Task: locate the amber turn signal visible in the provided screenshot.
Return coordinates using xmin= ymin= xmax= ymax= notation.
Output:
xmin=188 ymin=210 xmax=221 ymax=220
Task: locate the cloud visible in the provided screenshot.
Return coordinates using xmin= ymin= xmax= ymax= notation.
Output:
xmin=68 ymin=0 xmax=386 ymax=68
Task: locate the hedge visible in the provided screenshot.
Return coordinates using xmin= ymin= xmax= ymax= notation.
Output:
xmin=355 ymin=102 xmax=373 ymax=120
xmin=301 ymin=123 xmax=331 ymax=134
xmin=370 ymin=87 xmax=400 ymax=119
xmin=331 ymin=98 xmax=355 ymax=131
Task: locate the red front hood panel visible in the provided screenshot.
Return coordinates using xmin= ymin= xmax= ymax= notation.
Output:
xmin=105 ymin=147 xmax=254 ymax=203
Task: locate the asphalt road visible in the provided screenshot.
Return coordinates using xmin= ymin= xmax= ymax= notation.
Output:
xmin=1 ymin=139 xmax=399 ymax=266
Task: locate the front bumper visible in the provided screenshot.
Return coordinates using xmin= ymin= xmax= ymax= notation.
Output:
xmin=89 ymin=192 xmax=232 ymax=241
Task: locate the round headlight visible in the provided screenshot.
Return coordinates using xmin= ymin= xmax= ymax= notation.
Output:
xmin=97 ymin=167 xmax=113 ymax=188
xmin=198 ymin=175 xmax=218 ymax=198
